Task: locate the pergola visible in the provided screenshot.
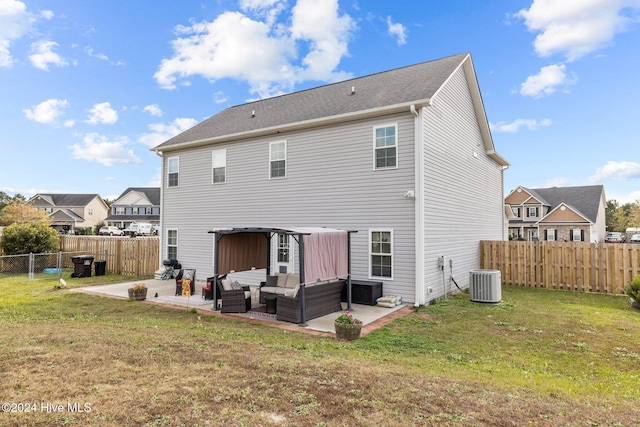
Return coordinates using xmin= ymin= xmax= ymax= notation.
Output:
xmin=208 ymin=227 xmax=356 ymax=325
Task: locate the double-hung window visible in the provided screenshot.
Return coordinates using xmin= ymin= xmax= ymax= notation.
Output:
xmin=167 ymin=229 xmax=178 ymax=260
xmin=270 ymin=141 xmax=286 ymax=178
xmin=115 ymin=207 xmax=125 ymax=215
xmin=167 ymin=157 xmax=179 ymax=187
xmin=212 ymin=149 xmax=226 ymax=183
xmin=370 ymin=230 xmax=393 ymax=278
xmin=374 ymin=124 xmax=397 ymax=169
xmin=547 ymin=229 xmax=556 ymax=241
xmin=277 ymin=233 xmax=289 ymax=263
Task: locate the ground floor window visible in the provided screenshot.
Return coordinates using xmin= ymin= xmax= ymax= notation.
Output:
xmin=167 ymin=229 xmax=178 ymax=260
xmin=546 ymin=229 xmax=556 ymax=241
xmin=370 ymin=230 xmax=392 ymax=278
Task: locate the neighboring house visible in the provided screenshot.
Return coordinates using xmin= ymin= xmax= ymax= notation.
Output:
xmin=504 ymin=185 xmax=606 ymax=243
xmin=152 ymin=53 xmax=509 ymax=305
xmin=105 ymin=187 xmax=161 ymax=229
xmin=28 ymin=193 xmax=108 ymax=234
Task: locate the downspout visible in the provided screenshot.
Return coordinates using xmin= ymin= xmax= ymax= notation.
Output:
xmin=155 ymin=150 xmax=164 ymax=269
xmin=411 ymin=104 xmax=426 ymax=306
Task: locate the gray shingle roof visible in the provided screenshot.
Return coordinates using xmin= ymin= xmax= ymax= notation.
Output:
xmin=115 ymin=187 xmax=161 ymax=206
xmin=32 ymin=194 xmax=100 ymax=207
xmin=525 ymin=185 xmax=604 ymax=223
xmin=154 ymin=53 xmax=469 ymax=150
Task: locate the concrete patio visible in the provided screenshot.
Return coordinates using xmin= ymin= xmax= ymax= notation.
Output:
xmin=73 ymin=278 xmax=411 ymax=336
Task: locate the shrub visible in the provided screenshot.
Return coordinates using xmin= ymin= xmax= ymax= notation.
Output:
xmin=0 ymin=222 xmax=60 ymax=255
xmin=624 ymin=275 xmax=640 ymax=300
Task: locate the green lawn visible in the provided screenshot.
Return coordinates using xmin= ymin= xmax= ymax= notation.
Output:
xmin=0 ymin=274 xmax=638 ymax=426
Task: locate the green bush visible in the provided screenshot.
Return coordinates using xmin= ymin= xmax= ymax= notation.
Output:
xmin=624 ymin=275 xmax=640 ymax=300
xmin=0 ymin=222 xmax=60 ymax=255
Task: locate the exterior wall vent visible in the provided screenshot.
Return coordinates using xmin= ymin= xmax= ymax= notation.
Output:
xmin=469 ymin=269 xmax=501 ymax=303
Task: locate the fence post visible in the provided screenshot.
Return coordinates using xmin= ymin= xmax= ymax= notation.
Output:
xmin=57 ymin=252 xmax=63 ymax=279
xmin=28 ymin=253 xmax=34 ymax=281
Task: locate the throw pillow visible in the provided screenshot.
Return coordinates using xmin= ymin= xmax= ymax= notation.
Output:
xmin=231 ymin=280 xmax=243 ymax=290
xmin=221 ymin=278 xmax=233 ymax=291
xmin=266 ymin=275 xmax=278 ymax=287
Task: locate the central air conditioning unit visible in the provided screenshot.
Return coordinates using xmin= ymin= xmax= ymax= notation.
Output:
xmin=469 ymin=269 xmax=501 ymax=303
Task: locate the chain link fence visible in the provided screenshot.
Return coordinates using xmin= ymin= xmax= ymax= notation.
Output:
xmin=0 ymin=250 xmax=108 ymax=281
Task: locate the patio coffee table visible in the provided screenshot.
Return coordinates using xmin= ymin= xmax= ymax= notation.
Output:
xmin=265 ymin=295 xmax=277 ymax=314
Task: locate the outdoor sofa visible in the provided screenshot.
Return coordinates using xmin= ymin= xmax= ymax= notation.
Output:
xmin=275 ymin=278 xmax=346 ymax=324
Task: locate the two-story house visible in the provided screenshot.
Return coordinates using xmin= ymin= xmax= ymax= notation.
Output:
xmin=105 ymin=187 xmax=160 ymax=229
xmin=28 ymin=193 xmax=109 ymax=234
xmin=151 ymin=53 xmax=509 ymax=305
xmin=505 ymin=185 xmax=606 ymax=242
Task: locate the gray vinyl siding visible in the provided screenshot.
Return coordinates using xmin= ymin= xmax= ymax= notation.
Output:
xmin=161 ymin=113 xmax=418 ymax=301
xmin=422 ymin=66 xmax=504 ymax=300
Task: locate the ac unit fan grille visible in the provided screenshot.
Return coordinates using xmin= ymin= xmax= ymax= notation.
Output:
xmin=469 ymin=270 xmax=501 ymax=303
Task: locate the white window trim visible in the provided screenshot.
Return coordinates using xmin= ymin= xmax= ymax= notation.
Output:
xmin=573 ymin=229 xmax=582 ymax=242
xmin=369 ymin=228 xmax=394 ymax=280
xmin=527 ymin=207 xmax=537 ymax=217
xmin=373 ymin=123 xmax=398 ymax=170
xmin=212 ymin=149 xmax=227 ymax=184
xmin=115 ymin=207 xmax=125 ymax=215
xmin=547 ymin=229 xmax=556 ymax=241
xmin=269 ymin=140 xmax=287 ymax=179
xmin=167 ymin=229 xmax=178 ymax=260
xmin=167 ymin=156 xmax=179 ymax=188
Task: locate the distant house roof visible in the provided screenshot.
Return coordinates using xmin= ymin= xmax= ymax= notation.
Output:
xmin=522 ymin=185 xmax=604 ymax=223
xmin=29 ymin=193 xmax=101 ymax=207
xmin=153 ymin=53 xmax=491 ymax=148
xmin=115 ymin=187 xmax=160 ymax=206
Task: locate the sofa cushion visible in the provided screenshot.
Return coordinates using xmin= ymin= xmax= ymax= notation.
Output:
xmin=285 ymin=274 xmax=300 ymax=288
xmin=221 ymin=278 xmax=233 ymax=291
xmin=275 ymin=272 xmax=288 ymax=287
xmin=262 ymin=286 xmax=288 ymax=296
xmin=283 ymin=283 xmax=300 ymax=298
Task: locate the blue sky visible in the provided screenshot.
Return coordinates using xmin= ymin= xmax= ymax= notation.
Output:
xmin=1 ymin=0 xmax=639 ymax=202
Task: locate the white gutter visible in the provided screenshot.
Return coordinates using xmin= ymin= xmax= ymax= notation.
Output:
xmin=152 ymin=99 xmax=432 ymax=153
xmin=411 ymin=103 xmax=426 ymax=306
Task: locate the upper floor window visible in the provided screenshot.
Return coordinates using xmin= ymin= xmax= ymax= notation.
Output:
xmin=527 ymin=207 xmax=539 ymax=218
xmin=374 ymin=124 xmax=397 ymax=169
xmin=270 ymin=141 xmax=286 ymax=179
xmin=167 ymin=157 xmax=179 ymax=187
xmin=132 ymin=207 xmax=138 ymax=215
xmin=370 ymin=230 xmax=393 ymax=279
xmin=145 ymin=207 xmax=153 ymax=215
xmin=212 ymin=149 xmax=226 ymax=183
xmin=115 ymin=207 xmax=125 ymax=215
xmin=512 ymin=207 xmax=520 ymax=218
xmin=88 ymin=208 xmax=93 ymax=216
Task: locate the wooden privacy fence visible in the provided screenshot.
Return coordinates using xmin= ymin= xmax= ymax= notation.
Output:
xmin=480 ymin=240 xmax=640 ymax=294
xmin=60 ymin=235 xmax=160 ymax=276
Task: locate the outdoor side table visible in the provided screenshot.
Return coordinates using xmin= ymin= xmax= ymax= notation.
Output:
xmin=265 ymin=295 xmax=277 ymax=314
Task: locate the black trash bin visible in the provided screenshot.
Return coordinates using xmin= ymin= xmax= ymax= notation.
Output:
xmin=71 ymin=255 xmax=94 ymax=277
xmin=94 ymin=260 xmax=106 ymax=276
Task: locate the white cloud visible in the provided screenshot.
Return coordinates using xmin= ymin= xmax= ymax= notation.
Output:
xmin=143 ymin=104 xmax=163 ymax=117
xmin=86 ymin=102 xmax=118 ymax=125
xmin=589 ymin=160 xmax=640 ymax=183
xmin=40 ymin=9 xmax=53 ymax=20
xmin=386 ymin=16 xmax=407 ymax=46
xmin=85 ymin=46 xmax=109 ymax=61
xmin=542 ymin=177 xmax=570 ymax=188
xmin=138 ymin=118 xmax=198 ymax=148
xmin=70 ymin=133 xmax=140 ymax=166
xmin=490 ymin=118 xmax=552 ymax=133
xmin=155 ymin=0 xmax=355 ymax=98
xmin=608 ymin=190 xmax=640 ymax=204
xmin=0 ymin=0 xmax=35 ymax=67
xmin=29 ymin=39 xmax=68 ymax=70
xmin=23 ymin=98 xmax=69 ymax=124
xmin=520 ymin=63 xmax=576 ymax=97
xmin=516 ymin=0 xmax=640 ymax=61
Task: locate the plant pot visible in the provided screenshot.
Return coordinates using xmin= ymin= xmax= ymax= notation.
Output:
xmin=335 ymin=320 xmax=362 ymax=341
xmin=128 ymin=288 xmax=147 ymax=301
xmin=631 ymin=298 xmax=640 ymax=310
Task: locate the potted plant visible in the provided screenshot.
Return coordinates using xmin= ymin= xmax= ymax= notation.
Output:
xmin=334 ymin=310 xmax=363 ymax=341
xmin=128 ymin=283 xmax=148 ymax=301
xmin=624 ymin=275 xmax=640 ymax=310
